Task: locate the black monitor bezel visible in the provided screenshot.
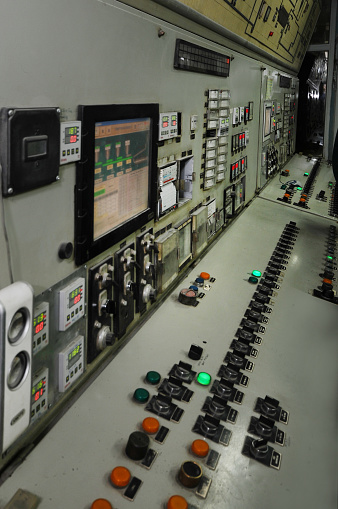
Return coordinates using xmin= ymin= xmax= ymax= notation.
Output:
xmin=75 ymin=103 xmax=159 ymax=265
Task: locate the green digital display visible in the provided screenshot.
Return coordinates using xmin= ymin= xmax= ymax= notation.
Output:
xmin=69 ymin=286 xmax=83 ymax=308
xmin=68 ymin=344 xmax=81 ymax=369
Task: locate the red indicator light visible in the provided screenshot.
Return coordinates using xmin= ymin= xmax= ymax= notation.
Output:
xmin=269 ymin=31 xmax=274 ymax=37
xmin=74 ymin=294 xmax=81 ymax=305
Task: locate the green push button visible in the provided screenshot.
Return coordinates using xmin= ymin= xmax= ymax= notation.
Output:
xmin=196 ymin=372 xmax=211 ymax=386
xmin=133 ymin=388 xmax=150 ymax=403
xmin=146 ymin=371 xmax=161 ymax=385
xmin=252 ymin=270 xmax=262 ymax=277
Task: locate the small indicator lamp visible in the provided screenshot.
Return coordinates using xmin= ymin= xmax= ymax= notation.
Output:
xmin=297 ymin=186 xmax=303 ymax=191
xmin=196 ymin=372 xmax=211 ymax=386
xmin=327 ymin=255 xmax=333 ymax=261
xmin=304 ymin=172 xmax=309 ymax=176
xmin=252 ymin=270 xmax=262 ymax=277
xmin=249 ymin=276 xmax=259 ymax=284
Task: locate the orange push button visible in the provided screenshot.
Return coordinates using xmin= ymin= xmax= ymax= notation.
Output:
xmin=91 ymin=499 xmax=113 ymax=509
xmin=191 ymin=439 xmax=209 ymax=457
xmin=167 ymin=495 xmax=188 ymax=509
xmin=200 ymin=272 xmax=210 ymax=280
xmin=110 ymin=466 xmax=131 ymax=488
xmin=142 ymin=416 xmax=160 ymax=434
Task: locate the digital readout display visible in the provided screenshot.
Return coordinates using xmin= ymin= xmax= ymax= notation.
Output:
xmin=68 ymin=344 xmax=81 ymax=369
xmin=68 ymin=286 xmax=83 ymax=308
xmin=32 ymin=378 xmax=46 ymax=402
xmin=33 ymin=311 xmax=46 ymax=335
xmin=65 ymin=126 xmax=78 ymax=144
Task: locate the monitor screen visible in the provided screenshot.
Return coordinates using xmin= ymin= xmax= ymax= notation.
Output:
xmin=75 ymin=104 xmax=159 ymax=265
xmin=94 ymin=118 xmax=150 ymax=240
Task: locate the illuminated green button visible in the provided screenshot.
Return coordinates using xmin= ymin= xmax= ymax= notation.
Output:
xmin=133 ymin=388 xmax=150 ymax=403
xmin=297 ymin=186 xmax=303 ymax=191
xmin=327 ymin=256 xmax=333 ymax=261
xmin=146 ymin=370 xmax=161 ymax=385
xmin=252 ymin=270 xmax=262 ymax=277
xmin=304 ymin=172 xmax=309 ymax=176
xmin=196 ymin=372 xmax=211 ymax=386
xmin=249 ymin=276 xmax=259 ymax=284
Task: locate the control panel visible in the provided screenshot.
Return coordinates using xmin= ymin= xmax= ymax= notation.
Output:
xmin=32 ymin=301 xmax=49 ymax=354
xmin=58 ymin=335 xmax=84 ymax=392
xmin=1 ymin=196 xmax=336 ymax=509
xmin=58 ymin=277 xmax=85 ymax=331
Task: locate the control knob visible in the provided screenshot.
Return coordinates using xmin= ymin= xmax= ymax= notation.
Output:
xmin=101 ymin=299 xmax=115 ymax=315
xmin=142 ymin=282 xmax=157 ymax=303
xmin=96 ymin=325 xmax=115 ymax=351
xmin=125 ymin=431 xmax=149 ymax=461
xmin=250 ymin=438 xmax=269 ymax=459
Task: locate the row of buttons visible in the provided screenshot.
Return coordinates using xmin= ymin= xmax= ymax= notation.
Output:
xmin=62 ymin=147 xmax=79 ymax=157
xmin=66 ymin=304 xmax=83 ymax=322
xmin=65 ymin=363 xmax=82 ymax=383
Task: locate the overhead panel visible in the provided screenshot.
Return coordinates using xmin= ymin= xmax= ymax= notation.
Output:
xmin=161 ymin=0 xmax=321 ymax=72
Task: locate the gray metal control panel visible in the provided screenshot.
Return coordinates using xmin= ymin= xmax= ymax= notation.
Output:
xmin=1 ymin=186 xmax=337 ymax=508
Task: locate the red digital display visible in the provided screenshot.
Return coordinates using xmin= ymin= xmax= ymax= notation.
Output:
xmin=35 ymin=321 xmax=45 ymax=334
xmin=34 ymin=388 xmax=44 ymax=402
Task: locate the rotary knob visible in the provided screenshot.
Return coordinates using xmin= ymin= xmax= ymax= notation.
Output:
xmin=250 ymin=438 xmax=269 ymax=459
xmin=142 ymin=283 xmax=157 ymax=303
xmin=96 ymin=326 xmax=115 ymax=351
xmin=101 ymin=299 xmax=114 ymax=315
xmin=125 ymin=431 xmax=149 ymax=460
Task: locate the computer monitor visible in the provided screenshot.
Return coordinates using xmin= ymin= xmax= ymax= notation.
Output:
xmin=75 ymin=103 xmax=159 ymax=265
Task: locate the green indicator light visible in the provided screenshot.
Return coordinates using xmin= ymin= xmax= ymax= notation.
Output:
xmin=252 ymin=270 xmax=262 ymax=277
xmin=327 ymin=256 xmax=333 ymax=261
xmin=249 ymin=276 xmax=259 ymax=284
xmin=146 ymin=371 xmax=161 ymax=385
xmin=297 ymin=186 xmax=303 ymax=191
xmin=133 ymin=388 xmax=150 ymax=403
xmin=196 ymin=372 xmax=211 ymax=386
xmin=304 ymin=172 xmax=309 ymax=176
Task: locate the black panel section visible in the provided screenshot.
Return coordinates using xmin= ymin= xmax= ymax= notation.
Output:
xmin=75 ymin=103 xmax=159 ymax=266
xmin=174 ymin=39 xmax=230 ymax=77
xmin=113 ymin=242 xmax=136 ymax=338
xmin=279 ymin=76 xmax=291 ymax=88
xmin=277 ymin=6 xmax=289 ymax=28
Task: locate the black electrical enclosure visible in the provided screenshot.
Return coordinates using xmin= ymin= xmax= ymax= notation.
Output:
xmin=0 ymin=107 xmax=60 ymax=196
